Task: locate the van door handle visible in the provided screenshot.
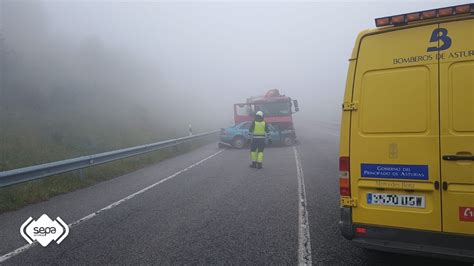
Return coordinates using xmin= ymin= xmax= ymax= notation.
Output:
xmin=434 ymin=181 xmax=440 ymax=190
xmin=442 ymin=155 xmax=474 ymax=161
xmin=442 ymin=182 xmax=448 ymax=191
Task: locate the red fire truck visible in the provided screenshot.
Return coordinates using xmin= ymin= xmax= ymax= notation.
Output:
xmin=233 ymin=89 xmax=300 ymax=143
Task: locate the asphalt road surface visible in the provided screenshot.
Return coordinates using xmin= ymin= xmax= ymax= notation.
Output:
xmin=0 ymin=122 xmax=470 ymax=265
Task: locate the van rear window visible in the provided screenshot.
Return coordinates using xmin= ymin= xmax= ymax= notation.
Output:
xmin=360 ymin=67 xmax=430 ymax=134
xmin=450 ymin=62 xmax=474 ymax=132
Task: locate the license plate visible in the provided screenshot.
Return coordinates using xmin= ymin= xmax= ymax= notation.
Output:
xmin=367 ymin=193 xmax=425 ymax=208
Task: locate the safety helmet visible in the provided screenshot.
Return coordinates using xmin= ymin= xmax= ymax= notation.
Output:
xmin=256 ymin=111 xmax=264 ymax=117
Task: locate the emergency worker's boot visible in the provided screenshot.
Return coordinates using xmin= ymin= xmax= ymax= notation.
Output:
xmin=250 ymin=161 xmax=257 ymax=168
xmin=257 ymin=162 xmax=262 ymax=169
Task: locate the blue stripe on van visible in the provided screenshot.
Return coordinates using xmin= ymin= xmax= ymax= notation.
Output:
xmin=361 ymin=164 xmax=429 ymax=180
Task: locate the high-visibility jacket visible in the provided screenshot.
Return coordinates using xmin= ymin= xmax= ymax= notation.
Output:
xmin=250 ymin=120 xmax=269 ymax=137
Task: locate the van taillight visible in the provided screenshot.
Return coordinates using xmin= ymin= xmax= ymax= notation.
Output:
xmin=339 ymin=156 xmax=351 ymax=196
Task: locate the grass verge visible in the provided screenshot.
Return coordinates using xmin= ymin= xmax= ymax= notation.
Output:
xmin=0 ymin=137 xmax=214 ymax=213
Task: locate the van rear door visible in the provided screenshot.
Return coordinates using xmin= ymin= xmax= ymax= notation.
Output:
xmin=439 ymin=18 xmax=474 ymax=235
xmin=350 ymin=25 xmax=442 ymax=231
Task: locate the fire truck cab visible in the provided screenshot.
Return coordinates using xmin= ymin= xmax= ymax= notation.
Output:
xmin=233 ymin=89 xmax=300 ymax=132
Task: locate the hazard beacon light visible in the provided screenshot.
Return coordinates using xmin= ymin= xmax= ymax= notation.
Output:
xmin=375 ymin=3 xmax=474 ymax=27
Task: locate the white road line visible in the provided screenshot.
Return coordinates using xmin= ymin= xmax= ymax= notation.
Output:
xmin=0 ymin=149 xmax=224 ymax=263
xmin=293 ymin=146 xmax=312 ymax=265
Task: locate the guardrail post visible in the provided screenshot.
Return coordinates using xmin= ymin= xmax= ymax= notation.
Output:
xmin=174 ymin=139 xmax=180 ymax=153
xmin=79 ymin=169 xmax=86 ymax=179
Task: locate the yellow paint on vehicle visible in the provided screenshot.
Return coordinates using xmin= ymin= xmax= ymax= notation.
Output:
xmin=340 ymin=16 xmax=474 ymax=236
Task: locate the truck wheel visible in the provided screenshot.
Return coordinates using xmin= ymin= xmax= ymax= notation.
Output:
xmin=232 ymin=136 xmax=245 ymax=149
xmin=283 ymin=136 xmax=294 ymax=146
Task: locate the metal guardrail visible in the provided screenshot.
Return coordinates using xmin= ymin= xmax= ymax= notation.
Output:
xmin=0 ymin=131 xmax=218 ymax=188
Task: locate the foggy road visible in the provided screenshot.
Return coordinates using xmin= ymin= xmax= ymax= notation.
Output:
xmin=2 ymin=1 xmax=473 ymax=264
xmin=0 ymin=122 xmax=469 ymax=265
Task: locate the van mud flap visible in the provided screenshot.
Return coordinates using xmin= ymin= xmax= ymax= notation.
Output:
xmin=339 ymin=207 xmax=354 ymax=240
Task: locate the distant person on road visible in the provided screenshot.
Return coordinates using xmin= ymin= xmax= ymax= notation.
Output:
xmin=248 ymin=111 xmax=271 ymax=169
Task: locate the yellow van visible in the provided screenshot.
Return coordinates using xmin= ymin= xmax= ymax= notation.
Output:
xmin=339 ymin=3 xmax=474 ymax=261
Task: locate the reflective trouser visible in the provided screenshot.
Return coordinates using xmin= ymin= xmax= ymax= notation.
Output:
xmin=250 ymin=137 xmax=265 ymax=163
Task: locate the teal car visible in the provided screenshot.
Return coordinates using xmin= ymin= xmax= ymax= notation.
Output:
xmin=219 ymin=121 xmax=296 ymax=149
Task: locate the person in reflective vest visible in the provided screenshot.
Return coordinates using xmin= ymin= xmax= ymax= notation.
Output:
xmin=248 ymin=111 xmax=271 ymax=169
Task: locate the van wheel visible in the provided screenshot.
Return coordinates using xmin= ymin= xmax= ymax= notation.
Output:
xmin=232 ymin=136 xmax=245 ymax=149
xmin=283 ymin=136 xmax=294 ymax=146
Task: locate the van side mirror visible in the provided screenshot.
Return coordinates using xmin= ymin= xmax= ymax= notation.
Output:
xmin=293 ymin=100 xmax=299 ymax=112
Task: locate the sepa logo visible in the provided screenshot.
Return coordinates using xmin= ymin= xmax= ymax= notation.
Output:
xmin=20 ymin=214 xmax=69 ymax=247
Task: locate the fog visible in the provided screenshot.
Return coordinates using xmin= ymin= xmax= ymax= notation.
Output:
xmin=0 ymin=0 xmax=467 ymax=161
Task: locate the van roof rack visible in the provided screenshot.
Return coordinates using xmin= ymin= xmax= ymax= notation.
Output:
xmin=375 ymin=3 xmax=474 ymax=27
